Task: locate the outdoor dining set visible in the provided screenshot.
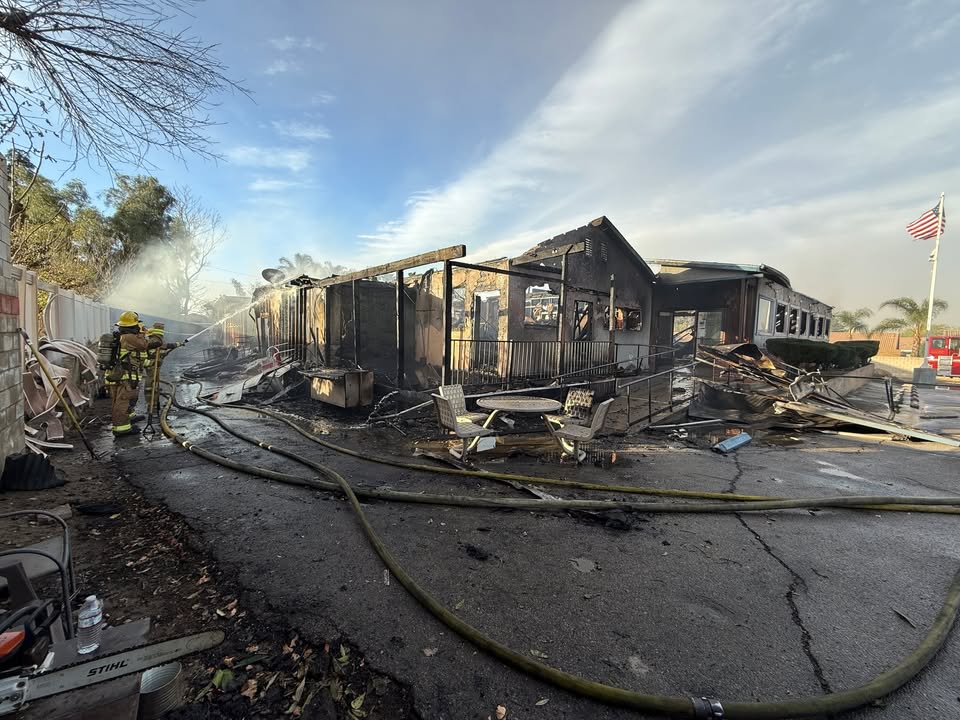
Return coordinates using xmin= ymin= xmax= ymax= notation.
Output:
xmin=431 ymin=385 xmax=614 ymax=464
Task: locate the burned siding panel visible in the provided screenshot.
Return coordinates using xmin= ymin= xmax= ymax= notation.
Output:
xmin=752 ymin=280 xmax=832 ymax=348
xmin=514 ymin=220 xmax=655 ymax=353
xmin=652 ymin=263 xmax=832 ymax=349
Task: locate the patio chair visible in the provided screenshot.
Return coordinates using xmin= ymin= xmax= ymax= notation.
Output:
xmin=544 ymin=388 xmax=595 ymax=427
xmin=438 ymin=384 xmax=491 ymax=425
xmin=547 ymin=398 xmax=615 ymax=464
xmin=432 ymin=394 xmax=494 ymax=463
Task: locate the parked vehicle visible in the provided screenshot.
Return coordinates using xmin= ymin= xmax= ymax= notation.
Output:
xmin=926 ymin=335 xmax=960 ymax=375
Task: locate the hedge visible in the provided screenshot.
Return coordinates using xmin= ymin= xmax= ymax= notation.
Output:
xmin=764 ymin=338 xmax=873 ymax=370
xmin=834 ymin=340 xmax=880 ymax=366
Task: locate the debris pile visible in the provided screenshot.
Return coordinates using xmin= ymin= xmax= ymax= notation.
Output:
xmin=185 ymin=344 xmax=303 ymax=405
xmin=22 ymin=338 xmax=100 ymax=454
xmin=692 ymin=343 xmax=960 ymax=447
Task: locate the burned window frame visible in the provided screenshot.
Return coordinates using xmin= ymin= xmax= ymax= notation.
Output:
xmin=451 ymin=286 xmax=467 ymax=329
xmin=574 ymin=300 xmax=593 ymax=341
xmin=815 ymin=316 xmax=824 ymax=337
xmin=774 ymin=303 xmax=787 ymax=333
xmin=603 ymin=306 xmax=643 ymax=332
xmin=524 ymin=283 xmax=560 ymax=327
xmin=799 ymin=310 xmax=808 ymax=335
xmin=617 ymin=307 xmax=642 ymax=332
xmin=788 ymin=307 xmax=799 ymax=335
xmin=757 ymin=296 xmax=774 ymax=334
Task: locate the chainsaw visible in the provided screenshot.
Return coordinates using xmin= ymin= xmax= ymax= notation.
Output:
xmin=0 ymin=629 xmax=224 ymax=715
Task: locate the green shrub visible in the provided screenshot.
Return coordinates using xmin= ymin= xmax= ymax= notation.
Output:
xmin=834 ymin=340 xmax=880 ymax=366
xmin=764 ymin=339 xmax=867 ymax=370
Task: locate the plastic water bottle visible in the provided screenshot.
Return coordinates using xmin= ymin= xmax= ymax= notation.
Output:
xmin=77 ymin=595 xmax=104 ymax=654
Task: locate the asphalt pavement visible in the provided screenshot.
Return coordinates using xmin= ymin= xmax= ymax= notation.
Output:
xmin=112 ymin=384 xmax=960 ymax=719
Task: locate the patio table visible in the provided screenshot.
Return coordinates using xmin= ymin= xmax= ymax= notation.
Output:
xmin=464 ymin=395 xmax=563 ymax=453
xmin=476 ymin=395 xmax=562 ymax=415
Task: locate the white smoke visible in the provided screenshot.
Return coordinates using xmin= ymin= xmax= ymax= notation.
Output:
xmin=104 ymin=242 xmax=208 ymax=319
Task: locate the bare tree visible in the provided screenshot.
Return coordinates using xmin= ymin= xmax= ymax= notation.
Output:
xmin=164 ymin=188 xmax=223 ymax=316
xmin=0 ymin=0 xmax=244 ymax=168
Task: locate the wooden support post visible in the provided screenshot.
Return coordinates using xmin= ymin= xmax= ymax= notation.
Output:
xmin=556 ymin=251 xmax=569 ymax=376
xmin=323 ymin=287 xmax=332 ymax=366
xmin=352 ymin=280 xmax=361 ymax=367
xmin=608 ymin=274 xmax=616 ymax=366
xmin=441 ymin=260 xmax=453 ymax=385
xmin=396 ymin=270 xmax=405 ymax=389
xmin=299 ymin=287 xmax=307 ymax=363
xmin=738 ymin=277 xmax=748 ymax=343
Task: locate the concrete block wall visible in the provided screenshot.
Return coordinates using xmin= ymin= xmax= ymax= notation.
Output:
xmin=0 ymin=157 xmax=25 ymax=459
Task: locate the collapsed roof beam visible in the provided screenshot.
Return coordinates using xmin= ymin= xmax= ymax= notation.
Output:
xmin=302 ymin=245 xmax=467 ymax=288
xmin=511 ymin=241 xmax=586 ymax=266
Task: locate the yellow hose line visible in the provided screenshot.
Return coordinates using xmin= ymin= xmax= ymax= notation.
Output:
xmin=225 ymin=401 xmax=960 ymax=515
xmin=158 ymin=386 xmax=960 ymax=718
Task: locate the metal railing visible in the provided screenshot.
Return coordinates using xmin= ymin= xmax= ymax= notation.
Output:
xmin=616 ymin=362 xmax=697 ymax=427
xmin=449 ymin=339 xmax=677 ymax=388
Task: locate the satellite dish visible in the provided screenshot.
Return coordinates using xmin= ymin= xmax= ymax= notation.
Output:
xmin=261 ymin=268 xmax=286 ymax=284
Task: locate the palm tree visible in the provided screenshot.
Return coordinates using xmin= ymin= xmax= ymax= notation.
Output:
xmin=874 ymin=297 xmax=949 ymax=356
xmin=832 ymin=308 xmax=873 ymax=339
xmin=277 ymin=253 xmax=318 ymax=278
xmin=277 ymin=253 xmax=347 ymax=279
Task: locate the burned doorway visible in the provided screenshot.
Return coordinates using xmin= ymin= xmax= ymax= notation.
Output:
xmin=697 ymin=310 xmax=723 ymax=346
xmin=473 ymin=290 xmax=500 ymax=370
xmin=672 ymin=311 xmax=697 ymax=358
xmin=574 ymin=300 xmax=593 ymax=341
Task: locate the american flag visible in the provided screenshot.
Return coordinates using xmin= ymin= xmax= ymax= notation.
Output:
xmin=906 ymin=201 xmax=946 ymax=240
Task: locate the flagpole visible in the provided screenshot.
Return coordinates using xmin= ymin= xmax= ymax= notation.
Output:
xmin=925 ymin=192 xmax=946 ymax=340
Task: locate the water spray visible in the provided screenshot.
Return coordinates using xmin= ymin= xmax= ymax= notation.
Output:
xmin=184 ymin=285 xmax=296 ymax=343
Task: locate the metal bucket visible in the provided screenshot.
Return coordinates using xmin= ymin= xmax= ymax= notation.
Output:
xmin=138 ymin=662 xmax=184 ymax=719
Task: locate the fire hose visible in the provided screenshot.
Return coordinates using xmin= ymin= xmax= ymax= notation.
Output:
xmin=157 ymin=381 xmax=960 ymax=718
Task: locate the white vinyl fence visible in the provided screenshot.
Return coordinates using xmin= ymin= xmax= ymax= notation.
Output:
xmin=10 ymin=264 xmax=112 ymax=344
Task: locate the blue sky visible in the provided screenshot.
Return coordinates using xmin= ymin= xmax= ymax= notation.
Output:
xmin=48 ymin=0 xmax=960 ymax=320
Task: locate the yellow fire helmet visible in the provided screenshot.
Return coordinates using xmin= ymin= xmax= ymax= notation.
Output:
xmin=117 ymin=310 xmax=140 ymax=327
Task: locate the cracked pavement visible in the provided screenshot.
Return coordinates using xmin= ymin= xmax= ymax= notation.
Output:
xmin=113 ymin=387 xmax=960 ymax=719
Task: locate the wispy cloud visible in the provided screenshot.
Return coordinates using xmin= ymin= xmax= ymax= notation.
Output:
xmin=912 ymin=9 xmax=960 ymax=47
xmin=263 ymin=59 xmax=301 ymax=76
xmin=310 ymin=92 xmax=336 ymax=106
xmin=271 ymin=120 xmax=331 ymax=141
xmin=248 ymin=178 xmax=306 ymax=193
xmin=628 ymin=169 xmax=958 ymax=311
xmin=268 ymin=36 xmax=324 ymax=52
xmin=226 ymin=146 xmax=311 ymax=173
xmin=358 ymin=1 xmax=809 ymax=258
xmin=810 ymin=50 xmax=850 ymax=71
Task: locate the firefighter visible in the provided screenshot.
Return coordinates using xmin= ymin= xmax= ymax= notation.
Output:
xmin=105 ymin=310 xmax=149 ymax=437
xmin=126 ymin=321 xmax=151 ymax=422
xmin=143 ymin=322 xmax=185 ymax=416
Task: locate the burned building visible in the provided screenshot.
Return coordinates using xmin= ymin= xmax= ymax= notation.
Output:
xmin=252 ymin=218 xmax=830 ymax=399
xmin=422 ymin=216 xmax=658 ymax=386
xmin=650 ymin=259 xmax=832 ymax=351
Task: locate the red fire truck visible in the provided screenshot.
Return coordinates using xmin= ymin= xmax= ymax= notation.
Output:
xmin=926 ymin=335 xmax=960 ymax=376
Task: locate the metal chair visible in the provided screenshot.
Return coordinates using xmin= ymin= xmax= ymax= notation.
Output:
xmin=432 ymin=394 xmax=494 ymax=462
xmin=546 ymin=398 xmax=615 ymax=464
xmin=544 ymin=388 xmax=595 ymax=427
xmin=438 ymin=384 xmax=490 ymax=425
